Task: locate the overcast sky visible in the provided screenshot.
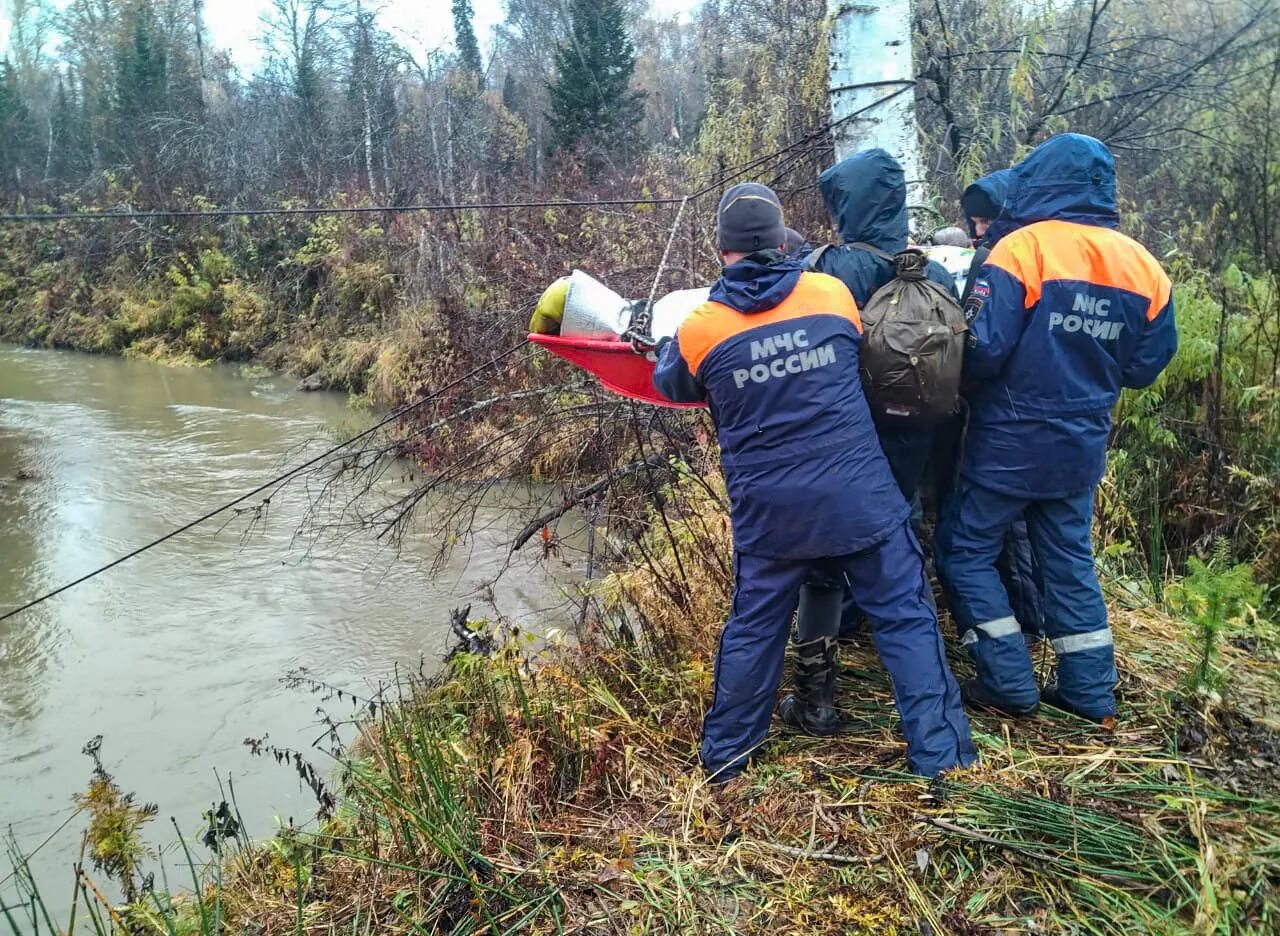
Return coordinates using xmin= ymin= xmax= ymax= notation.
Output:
xmin=1 ymin=1 xmax=690 ymax=74
xmin=204 ymin=0 xmax=510 ymax=73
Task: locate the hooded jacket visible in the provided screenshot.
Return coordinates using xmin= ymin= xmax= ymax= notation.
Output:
xmin=808 ymin=149 xmax=958 ymax=305
xmin=653 ymin=250 xmax=908 ymax=558
xmin=962 ymin=134 xmax=1178 ymax=498
xmin=963 ymin=170 xmax=1012 ymax=242
xmin=960 ymin=169 xmax=1013 ymax=306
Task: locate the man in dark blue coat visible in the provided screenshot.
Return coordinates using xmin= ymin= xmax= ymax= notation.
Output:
xmin=960 ymin=169 xmax=1013 ymax=303
xmin=962 ymin=170 xmax=1012 ymax=242
xmin=807 ymin=149 xmax=959 ymax=511
xmin=795 ymin=150 xmax=960 ymax=653
xmin=947 ymin=169 xmax=1046 ymax=648
xmin=936 ymin=135 xmax=1178 ymax=722
xmin=652 ymin=182 xmax=976 ymax=781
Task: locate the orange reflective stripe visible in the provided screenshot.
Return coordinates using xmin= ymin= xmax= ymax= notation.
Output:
xmin=678 ymin=272 xmax=861 ymax=375
xmin=1148 ymin=268 xmax=1173 ymax=322
xmin=986 ymin=234 xmax=1043 ymax=308
xmin=986 ymin=220 xmax=1171 ymax=320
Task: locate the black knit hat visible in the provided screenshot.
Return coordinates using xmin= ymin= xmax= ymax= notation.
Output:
xmin=717 ymin=183 xmax=786 ymax=252
xmin=962 ymin=185 xmax=1001 ymax=221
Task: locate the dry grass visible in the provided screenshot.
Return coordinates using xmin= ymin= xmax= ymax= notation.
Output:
xmin=198 ymin=511 xmax=1280 ymax=935
xmin=11 ymin=564 xmax=1279 ymax=935
xmin=10 ymin=459 xmax=1277 ymax=935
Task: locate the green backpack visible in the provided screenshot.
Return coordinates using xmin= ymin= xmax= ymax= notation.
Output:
xmin=810 ymin=243 xmax=967 ymax=424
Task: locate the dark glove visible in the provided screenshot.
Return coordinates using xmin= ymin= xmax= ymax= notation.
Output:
xmin=622 ymin=328 xmax=659 ymax=354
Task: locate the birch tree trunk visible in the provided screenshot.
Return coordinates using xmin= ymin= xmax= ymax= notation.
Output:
xmin=827 ymin=0 xmax=928 ymax=221
xmin=362 ymin=77 xmax=377 ymax=196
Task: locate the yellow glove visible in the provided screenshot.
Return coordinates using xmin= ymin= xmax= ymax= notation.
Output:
xmin=530 ymin=276 xmax=570 ymax=335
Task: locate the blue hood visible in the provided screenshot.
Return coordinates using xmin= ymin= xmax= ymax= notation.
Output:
xmin=710 ymin=250 xmax=803 ymax=313
xmin=998 ymin=134 xmax=1119 ymax=235
xmin=963 ymin=169 xmax=1012 ymax=241
xmin=819 ymin=149 xmax=908 ymax=251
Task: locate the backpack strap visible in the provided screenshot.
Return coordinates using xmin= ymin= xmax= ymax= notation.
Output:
xmin=849 ymin=242 xmax=899 ymax=263
xmin=854 ymin=242 xmax=935 ymax=282
xmin=802 ymin=243 xmax=833 ymax=271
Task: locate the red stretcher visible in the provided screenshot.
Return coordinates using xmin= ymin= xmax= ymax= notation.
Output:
xmin=528 ymin=334 xmax=705 ymax=409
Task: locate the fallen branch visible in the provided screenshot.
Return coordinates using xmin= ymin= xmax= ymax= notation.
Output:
xmin=444 ymin=604 xmax=494 ymax=659
xmin=752 ymin=839 xmax=883 ymax=865
xmin=921 ymin=815 xmax=1058 ymax=863
xmin=510 ymin=455 xmax=668 ymax=553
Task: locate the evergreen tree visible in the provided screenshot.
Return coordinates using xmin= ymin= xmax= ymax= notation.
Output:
xmin=48 ymin=75 xmax=78 ymax=182
xmin=546 ymin=0 xmax=645 ymax=165
xmin=452 ymin=0 xmax=484 ymax=87
xmin=109 ymin=9 xmax=171 ymax=186
xmin=502 ymin=71 xmax=519 ymax=112
xmin=115 ymin=13 xmax=168 ymax=121
xmin=0 ymin=60 xmax=34 ymax=195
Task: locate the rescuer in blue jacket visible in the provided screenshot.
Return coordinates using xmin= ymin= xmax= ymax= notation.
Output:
xmin=797 ymin=150 xmax=961 ymax=652
xmin=807 ymin=149 xmax=959 ymax=505
xmin=936 ymin=134 xmax=1178 ymax=722
xmin=959 ymin=169 xmax=1013 ymax=302
xmin=652 ymin=182 xmax=976 ymax=781
xmin=944 ymin=168 xmax=1046 ymax=647
xmin=963 ymin=170 xmax=1012 ymax=241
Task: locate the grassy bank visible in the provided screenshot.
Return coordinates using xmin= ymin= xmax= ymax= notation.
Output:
xmin=10 ymin=575 xmax=1279 ymax=932
xmin=0 ymin=180 xmax=701 ymax=407
xmin=6 ymin=455 xmax=1280 ymax=934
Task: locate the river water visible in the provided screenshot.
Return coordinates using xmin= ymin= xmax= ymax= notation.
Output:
xmin=0 ymin=345 xmax=580 ymax=910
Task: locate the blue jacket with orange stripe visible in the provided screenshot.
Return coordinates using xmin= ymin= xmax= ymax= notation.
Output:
xmin=653 ymin=251 xmax=909 ymax=559
xmin=963 ymin=134 xmax=1178 ymax=498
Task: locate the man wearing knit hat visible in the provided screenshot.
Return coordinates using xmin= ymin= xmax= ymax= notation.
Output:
xmin=651 ymin=182 xmax=976 ymax=783
xmin=783 ymin=227 xmax=812 ymax=258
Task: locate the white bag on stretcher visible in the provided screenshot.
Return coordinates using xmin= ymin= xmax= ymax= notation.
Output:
xmin=560 ymin=270 xmax=709 ymax=342
xmin=531 ymin=271 xmax=711 ymax=409
xmin=919 ymin=245 xmax=977 ymax=297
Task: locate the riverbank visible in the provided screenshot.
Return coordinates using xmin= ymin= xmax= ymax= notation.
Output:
xmin=0 ymin=346 xmax=591 ymax=926
xmin=0 ymin=190 xmax=697 ymax=406
xmin=7 ymin=201 xmax=1280 ymax=933
xmin=21 ymin=542 xmax=1280 ymax=933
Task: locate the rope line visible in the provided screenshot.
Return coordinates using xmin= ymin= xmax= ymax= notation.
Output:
xmin=0 ymin=340 xmax=531 ymax=624
xmin=644 ymin=195 xmax=690 ymax=314
xmin=0 ymin=94 xmax=904 ymax=226
xmin=0 ymin=809 xmax=83 ymax=890
xmin=0 ymin=197 xmax=687 ymax=224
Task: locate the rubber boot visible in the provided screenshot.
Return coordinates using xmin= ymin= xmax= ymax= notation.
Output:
xmin=796 ymin=581 xmax=843 ymax=642
xmin=779 ymin=636 xmax=841 ymax=736
xmin=959 ymin=678 xmax=1040 ymax=718
xmin=1040 ymin=683 xmax=1116 ymax=729
xmin=798 ymin=574 xmax=864 ymax=643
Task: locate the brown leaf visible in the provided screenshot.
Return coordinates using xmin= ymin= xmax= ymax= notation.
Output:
xmin=596 ymin=858 xmax=633 ymax=884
